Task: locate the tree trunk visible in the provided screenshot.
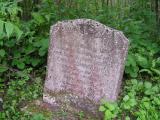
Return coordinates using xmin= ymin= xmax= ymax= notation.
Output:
xmin=155 ymin=0 xmax=159 ymax=24
xmin=107 ymin=0 xmax=109 ymax=6
xmin=18 ymin=0 xmax=33 ymax=21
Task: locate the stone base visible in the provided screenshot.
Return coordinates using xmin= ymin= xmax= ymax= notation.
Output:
xmin=43 ymin=89 xmax=103 ymax=118
xmin=23 ymin=99 xmax=102 ymax=120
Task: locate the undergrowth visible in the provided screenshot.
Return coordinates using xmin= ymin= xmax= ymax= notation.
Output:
xmin=0 ymin=0 xmax=159 ymax=120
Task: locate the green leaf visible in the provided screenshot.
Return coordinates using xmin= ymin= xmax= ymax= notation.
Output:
xmin=45 ymin=14 xmax=50 ymax=22
xmin=40 ymin=38 xmax=49 ymax=49
xmin=99 ymin=106 xmax=106 ymax=112
xmin=31 ymin=113 xmax=45 ymax=120
xmin=143 ymin=102 xmax=150 ymax=109
xmin=0 ymin=66 xmax=8 ymax=73
xmin=13 ymin=51 xmax=21 ymax=58
xmin=136 ymin=54 xmax=149 ymax=68
xmin=144 ymin=90 xmax=153 ymax=95
xmin=151 ymin=68 xmax=160 ymax=76
xmin=14 ymin=26 xmax=23 ymax=40
xmin=0 ymin=49 xmax=5 ymax=57
xmin=126 ymin=116 xmax=130 ymax=120
xmin=139 ymin=69 xmax=153 ymax=76
xmin=123 ymin=95 xmax=129 ymax=101
xmin=153 ymin=97 xmax=160 ymax=105
xmin=107 ymin=103 xmax=115 ymax=111
xmin=124 ymin=103 xmax=131 ymax=110
xmin=152 ymin=86 xmax=159 ymax=92
xmin=130 ymin=98 xmax=137 ymax=106
xmin=31 ymin=58 xmax=40 ymax=67
xmin=152 ymin=59 xmax=156 ymax=68
xmin=24 ymin=45 xmax=36 ymax=54
xmin=126 ymin=54 xmax=136 ymax=67
xmin=144 ymin=82 xmax=152 ymax=89
xmin=17 ymin=62 xmax=25 ymax=69
xmin=5 ymin=39 xmax=16 ymax=47
xmin=32 ymin=12 xmax=45 ymax=25
xmin=39 ymin=49 xmax=46 ymax=56
xmin=156 ymin=57 xmax=160 ymax=65
xmin=5 ymin=22 xmax=14 ymax=38
xmin=125 ymin=66 xmax=139 ymax=78
xmin=131 ymin=79 xmax=138 ymax=85
xmin=105 ymin=110 xmax=113 ymax=119
xmin=0 ymin=20 xmax=4 ymax=35
xmin=0 ymin=41 xmax=3 ymax=46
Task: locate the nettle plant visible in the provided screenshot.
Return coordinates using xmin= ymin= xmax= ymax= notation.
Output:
xmin=0 ymin=0 xmax=49 ymax=91
xmin=0 ymin=68 xmax=43 ymax=119
xmin=124 ymin=20 xmax=160 ymax=79
xmin=125 ymin=42 xmax=160 ymax=79
xmin=0 ymin=1 xmax=23 ymax=98
xmin=0 ymin=1 xmax=48 ymax=119
xmin=99 ymin=101 xmax=119 ymax=120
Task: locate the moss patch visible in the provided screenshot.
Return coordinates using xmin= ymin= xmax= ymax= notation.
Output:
xmin=23 ymin=99 xmax=99 ymax=120
xmin=24 ymin=100 xmax=52 ymax=120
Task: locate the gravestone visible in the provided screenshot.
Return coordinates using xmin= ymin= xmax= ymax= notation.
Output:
xmin=43 ymin=19 xmax=129 ymax=114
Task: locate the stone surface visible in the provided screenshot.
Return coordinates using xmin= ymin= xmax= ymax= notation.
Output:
xmin=43 ymin=19 xmax=129 ymax=114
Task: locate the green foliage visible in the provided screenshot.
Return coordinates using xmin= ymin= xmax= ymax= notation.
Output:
xmin=100 ymin=79 xmax=160 ymax=120
xmin=2 ymin=68 xmax=43 ymax=119
xmin=99 ymin=101 xmax=119 ymax=120
xmin=0 ymin=49 xmax=5 ymax=57
xmin=0 ymin=0 xmax=159 ymax=120
xmin=0 ymin=0 xmax=48 ymax=119
xmin=31 ymin=113 xmax=45 ymax=120
xmin=77 ymin=111 xmax=85 ymax=120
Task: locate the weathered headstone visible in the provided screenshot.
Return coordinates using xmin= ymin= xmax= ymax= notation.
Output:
xmin=43 ymin=19 xmax=129 ymax=114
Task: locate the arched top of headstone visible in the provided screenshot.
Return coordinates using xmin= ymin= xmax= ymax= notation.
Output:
xmin=50 ymin=19 xmax=129 ymax=46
